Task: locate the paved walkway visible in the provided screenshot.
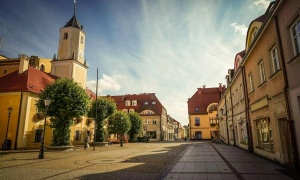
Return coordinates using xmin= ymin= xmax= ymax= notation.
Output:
xmin=164 ymin=142 xmax=296 ymax=180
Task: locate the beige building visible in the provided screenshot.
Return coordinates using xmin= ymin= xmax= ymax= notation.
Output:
xmin=108 ymin=93 xmax=168 ymax=141
xmin=218 ymin=0 xmax=299 ymax=168
xmin=276 ymin=0 xmax=300 ymax=168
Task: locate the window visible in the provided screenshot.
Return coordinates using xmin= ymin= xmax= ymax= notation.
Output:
xmin=152 ymin=101 xmax=156 ymax=104
xmin=125 ymin=100 xmax=131 ymax=106
xmin=236 ymin=89 xmax=239 ymax=103
xmin=81 ymin=36 xmax=84 ymax=44
xmin=195 ymin=117 xmax=200 ymax=126
xmin=122 ymin=109 xmax=128 ymax=113
xmin=144 ymin=101 xmax=148 ymax=105
xmin=34 ymin=129 xmax=43 ymax=142
xmin=240 ymin=84 xmax=244 ymax=100
xmin=195 ymin=107 xmax=199 ymax=112
xmin=132 ymin=100 xmax=137 ymax=106
xmin=249 ymin=73 xmax=254 ymax=92
xmin=251 ymin=27 xmax=259 ymax=43
xmin=153 ymin=119 xmax=157 ymax=124
xmin=40 ymin=64 xmax=45 ymax=72
xmin=291 ymin=19 xmax=300 ymax=56
xmin=270 ymin=46 xmax=280 ymax=73
xmin=63 ymin=32 xmax=68 ymax=39
xmin=232 ymin=94 xmax=235 ymax=105
xmin=3 ymin=70 xmax=7 ymax=74
xmin=240 ymin=122 xmax=248 ymax=144
xmin=258 ymin=60 xmax=266 ymax=83
xmin=75 ymin=130 xmax=81 ymax=140
xmin=129 ymin=109 xmax=135 ymax=113
xmin=256 ymin=118 xmax=273 ymax=151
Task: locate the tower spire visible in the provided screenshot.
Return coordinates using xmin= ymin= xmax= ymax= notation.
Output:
xmin=74 ymin=0 xmax=76 ymax=16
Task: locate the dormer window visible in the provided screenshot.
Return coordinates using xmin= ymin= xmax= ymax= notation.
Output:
xmin=144 ymin=101 xmax=148 ymax=105
xmin=152 ymin=101 xmax=156 ymax=104
xmin=64 ymin=32 xmax=68 ymax=39
xmin=195 ymin=107 xmax=199 ymax=112
xmin=125 ymin=100 xmax=131 ymax=106
xmin=132 ymin=100 xmax=137 ymax=106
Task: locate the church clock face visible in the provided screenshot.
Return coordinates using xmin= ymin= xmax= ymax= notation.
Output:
xmin=79 ymin=49 xmax=84 ymax=58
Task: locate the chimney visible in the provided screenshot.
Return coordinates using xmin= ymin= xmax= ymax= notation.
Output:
xmin=219 ymin=83 xmax=222 ymax=91
xmin=18 ymin=54 xmax=29 ymax=74
xmin=202 ymin=85 xmax=206 ymax=88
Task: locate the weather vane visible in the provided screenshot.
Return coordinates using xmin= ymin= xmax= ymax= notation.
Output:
xmin=74 ymin=0 xmax=76 ymax=16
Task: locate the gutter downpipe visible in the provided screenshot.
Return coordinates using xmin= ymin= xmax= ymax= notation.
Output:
xmin=274 ymin=15 xmax=299 ymax=169
xmin=14 ymin=91 xmax=23 ymax=150
xmin=241 ymin=66 xmax=254 ymax=152
xmin=229 ymin=86 xmax=236 ymax=147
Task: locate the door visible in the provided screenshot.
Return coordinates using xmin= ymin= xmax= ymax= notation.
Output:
xmin=278 ymin=118 xmax=293 ymax=165
xmin=195 ymin=131 xmax=202 ymax=139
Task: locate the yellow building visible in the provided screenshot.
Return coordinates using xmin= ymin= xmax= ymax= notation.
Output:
xmin=0 ymin=7 xmax=94 ymax=150
xmin=187 ymin=85 xmax=225 ymax=140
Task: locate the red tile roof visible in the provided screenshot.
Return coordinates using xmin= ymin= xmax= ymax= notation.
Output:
xmin=85 ymin=89 xmax=96 ymax=100
xmin=187 ymin=87 xmax=223 ymax=115
xmin=0 ymin=67 xmax=57 ymax=93
xmin=107 ymin=93 xmax=165 ymax=115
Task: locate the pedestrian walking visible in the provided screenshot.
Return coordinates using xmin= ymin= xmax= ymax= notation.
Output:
xmin=84 ymin=136 xmax=89 ymax=150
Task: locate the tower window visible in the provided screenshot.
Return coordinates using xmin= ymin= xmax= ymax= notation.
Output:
xmin=81 ymin=36 xmax=84 ymax=44
xmin=64 ymin=33 xmax=68 ymax=39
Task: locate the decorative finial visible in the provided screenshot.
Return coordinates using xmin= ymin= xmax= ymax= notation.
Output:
xmin=74 ymin=0 xmax=76 ymax=16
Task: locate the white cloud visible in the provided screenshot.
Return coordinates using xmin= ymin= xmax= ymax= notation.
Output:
xmin=86 ymin=74 xmax=121 ymax=94
xmin=252 ymin=0 xmax=271 ymax=9
xmin=230 ymin=23 xmax=247 ymax=36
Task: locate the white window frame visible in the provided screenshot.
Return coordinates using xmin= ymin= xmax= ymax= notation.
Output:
xmin=132 ymin=100 xmax=137 ymax=106
xmin=258 ymin=60 xmax=266 ymax=83
xmin=249 ymin=73 xmax=254 ymax=92
xmin=290 ymin=19 xmax=300 ymax=56
xmin=125 ymin=100 xmax=131 ymax=106
xmin=240 ymin=84 xmax=244 ymax=100
xmin=270 ymin=46 xmax=280 ymax=73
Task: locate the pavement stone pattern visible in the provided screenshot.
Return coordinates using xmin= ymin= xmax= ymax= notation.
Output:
xmin=164 ymin=142 xmax=297 ymax=180
xmin=0 ymin=142 xmax=190 ymax=180
xmin=0 ymin=141 xmax=298 ymax=180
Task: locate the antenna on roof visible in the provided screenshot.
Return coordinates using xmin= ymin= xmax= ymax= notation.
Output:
xmin=73 ymin=0 xmax=76 ymax=16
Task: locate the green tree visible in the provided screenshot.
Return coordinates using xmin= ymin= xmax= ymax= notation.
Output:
xmin=36 ymin=78 xmax=90 ymax=146
xmin=127 ymin=112 xmax=143 ymax=140
xmin=107 ymin=111 xmax=131 ymax=147
xmin=88 ymin=96 xmax=116 ymax=142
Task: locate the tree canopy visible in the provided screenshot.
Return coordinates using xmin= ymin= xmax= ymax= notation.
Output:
xmin=88 ymin=96 xmax=116 ymax=142
xmin=127 ymin=112 xmax=143 ymax=140
xmin=107 ymin=111 xmax=131 ymax=147
xmin=36 ymin=78 xmax=90 ymax=146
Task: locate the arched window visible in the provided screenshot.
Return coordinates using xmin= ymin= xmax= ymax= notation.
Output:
xmin=64 ymin=32 xmax=68 ymax=39
xmin=40 ymin=64 xmax=45 ymax=72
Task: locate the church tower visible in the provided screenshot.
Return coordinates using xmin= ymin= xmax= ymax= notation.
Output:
xmin=51 ymin=2 xmax=87 ymax=88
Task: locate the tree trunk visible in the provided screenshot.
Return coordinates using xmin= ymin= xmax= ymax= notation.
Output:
xmin=52 ymin=124 xmax=71 ymax=146
xmin=120 ymin=134 xmax=123 ymax=147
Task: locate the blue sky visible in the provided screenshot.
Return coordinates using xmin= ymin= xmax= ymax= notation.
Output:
xmin=0 ymin=0 xmax=270 ymax=125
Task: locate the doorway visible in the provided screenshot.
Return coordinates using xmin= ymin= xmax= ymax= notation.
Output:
xmin=278 ymin=118 xmax=293 ymax=165
xmin=195 ymin=131 xmax=202 ymax=139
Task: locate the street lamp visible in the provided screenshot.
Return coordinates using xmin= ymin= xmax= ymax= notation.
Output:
xmin=38 ymin=98 xmax=51 ymax=159
xmin=2 ymin=107 xmax=13 ymax=150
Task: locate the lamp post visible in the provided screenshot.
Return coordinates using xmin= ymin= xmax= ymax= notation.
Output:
xmin=38 ymin=98 xmax=51 ymax=159
xmin=2 ymin=107 xmax=13 ymax=150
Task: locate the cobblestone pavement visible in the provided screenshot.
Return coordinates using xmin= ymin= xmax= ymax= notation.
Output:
xmin=0 ymin=141 xmax=190 ymax=180
xmin=1 ymin=141 xmax=299 ymax=180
